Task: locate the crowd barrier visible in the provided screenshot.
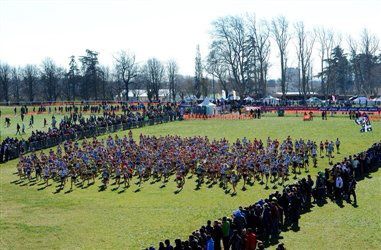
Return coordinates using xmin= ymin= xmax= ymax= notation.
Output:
xmin=183 ymin=112 xmax=381 ymax=121
xmin=260 ymin=106 xmax=381 ymax=112
xmin=183 ymin=114 xmax=254 ymax=120
xmin=0 ymin=100 xmax=163 ymax=107
xmin=2 ymin=115 xmax=182 ymax=162
xmin=370 ymin=115 xmax=381 ymax=122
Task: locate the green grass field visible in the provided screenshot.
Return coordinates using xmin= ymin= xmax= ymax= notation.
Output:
xmin=0 ymin=116 xmax=380 ymax=249
xmin=0 ymin=106 xmax=98 ymax=139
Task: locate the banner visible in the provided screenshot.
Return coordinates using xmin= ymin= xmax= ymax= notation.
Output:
xmin=259 ymin=106 xmax=381 ymax=112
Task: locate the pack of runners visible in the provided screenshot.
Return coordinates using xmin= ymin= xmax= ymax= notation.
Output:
xmin=15 ymin=132 xmax=339 ymax=193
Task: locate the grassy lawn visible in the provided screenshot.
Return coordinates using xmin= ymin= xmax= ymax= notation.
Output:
xmin=0 ymin=106 xmax=90 ymax=139
xmin=0 ymin=113 xmax=76 ymax=140
xmin=0 ymin=117 xmax=380 ymax=249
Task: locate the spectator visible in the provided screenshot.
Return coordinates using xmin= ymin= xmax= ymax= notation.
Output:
xmin=206 ymin=235 xmax=214 ymax=250
xmin=229 ymin=230 xmax=243 ymax=250
xmin=164 ymin=239 xmax=173 ymax=250
xmin=244 ymin=228 xmax=257 ymax=250
xmin=211 ymin=221 xmax=223 ymax=250
xmin=221 ymin=217 xmax=230 ymax=250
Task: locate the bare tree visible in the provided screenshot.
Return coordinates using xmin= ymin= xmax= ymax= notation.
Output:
xmin=130 ymin=74 xmax=145 ymax=100
xmin=143 ymin=58 xmax=165 ymax=101
xmin=295 ymin=21 xmax=315 ymax=100
xmin=206 ymin=49 xmax=230 ymax=99
xmin=360 ymin=29 xmax=380 ymax=95
xmin=23 ymin=65 xmax=39 ymax=102
xmin=0 ymin=63 xmax=11 ymax=103
xmin=271 ymin=16 xmax=290 ymax=98
xmin=176 ymin=75 xmax=194 ymax=100
xmin=315 ymin=27 xmax=333 ymax=96
xmin=10 ymin=67 xmax=22 ymax=102
xmin=210 ymin=16 xmax=252 ymax=97
xmin=98 ymin=65 xmax=112 ymax=100
xmin=41 ymin=58 xmax=62 ymax=101
xmin=348 ymin=29 xmax=380 ymax=95
xmin=167 ymin=60 xmax=178 ymax=102
xmin=249 ymin=17 xmax=271 ymax=96
xmin=315 ymin=27 xmax=341 ymax=98
xmin=114 ymin=51 xmax=138 ymax=101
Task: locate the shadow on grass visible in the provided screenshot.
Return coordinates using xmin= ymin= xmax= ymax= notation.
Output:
xmin=174 ymin=187 xmax=183 ymax=194
xmin=64 ymin=189 xmax=73 ymax=194
xmin=118 ymin=188 xmax=126 ymax=194
xmin=80 ymin=183 xmax=91 ymax=189
xmin=261 ymin=168 xmax=381 ymax=249
xmin=10 ymin=179 xmax=24 ymax=185
xmin=291 ymin=225 xmax=300 ymax=232
xmin=357 ymin=172 xmax=373 ymax=181
xmin=53 ymin=188 xmax=62 ymax=194
xmin=336 ymin=199 xmax=345 ymax=208
xmin=98 ymin=185 xmax=107 ymax=192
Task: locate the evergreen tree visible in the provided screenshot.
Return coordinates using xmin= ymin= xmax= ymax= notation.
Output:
xmin=79 ymin=50 xmax=99 ymax=100
xmin=194 ymin=45 xmax=203 ymax=98
xmin=322 ymin=46 xmax=352 ymax=95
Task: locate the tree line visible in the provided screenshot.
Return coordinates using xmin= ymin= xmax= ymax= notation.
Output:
xmin=0 ymin=49 xmax=188 ymax=103
xmin=206 ymin=15 xmax=380 ymax=100
xmin=1 ymin=15 xmax=380 ymax=103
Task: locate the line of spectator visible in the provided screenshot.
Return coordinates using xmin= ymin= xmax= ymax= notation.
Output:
xmin=147 ymin=142 xmax=381 ymax=250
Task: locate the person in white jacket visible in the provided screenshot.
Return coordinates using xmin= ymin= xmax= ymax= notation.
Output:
xmin=335 ymin=175 xmax=344 ymax=200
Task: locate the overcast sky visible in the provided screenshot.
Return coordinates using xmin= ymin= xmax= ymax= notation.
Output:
xmin=0 ymin=0 xmax=380 ymax=78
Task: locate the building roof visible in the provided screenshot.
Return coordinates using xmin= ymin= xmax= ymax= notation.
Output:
xmin=274 ymin=91 xmax=319 ymax=97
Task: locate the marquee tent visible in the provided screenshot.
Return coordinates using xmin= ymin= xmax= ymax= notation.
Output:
xmin=306 ymin=97 xmax=323 ymax=104
xmin=198 ymin=97 xmax=217 ymax=115
xmin=352 ymin=96 xmax=369 ymax=105
xmin=262 ymin=95 xmax=280 ymax=105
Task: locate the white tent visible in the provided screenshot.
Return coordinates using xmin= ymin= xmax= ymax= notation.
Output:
xmin=372 ymin=97 xmax=381 ymax=102
xmin=198 ymin=97 xmax=216 ymax=115
xmin=352 ymin=96 xmax=369 ymax=105
xmin=198 ymin=97 xmax=216 ymax=106
xmin=262 ymin=95 xmax=280 ymax=105
xmin=306 ymin=97 xmax=322 ymax=104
